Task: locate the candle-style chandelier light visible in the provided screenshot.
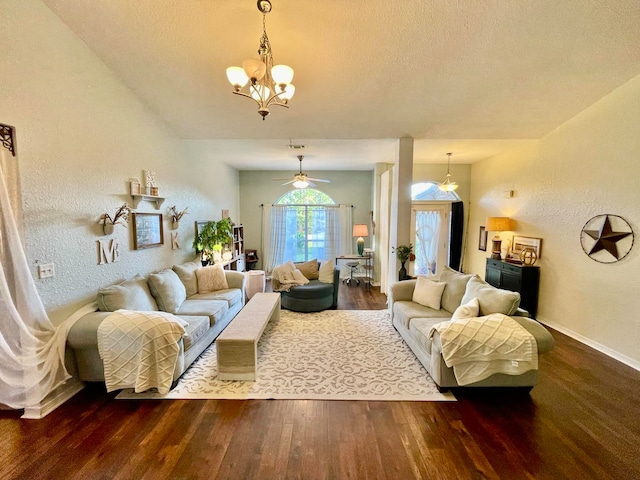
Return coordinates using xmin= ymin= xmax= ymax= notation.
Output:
xmin=226 ymin=0 xmax=295 ymax=120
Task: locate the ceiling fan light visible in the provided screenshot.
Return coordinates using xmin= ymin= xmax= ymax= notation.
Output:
xmin=271 ymin=64 xmax=294 ymax=85
xmin=293 ymin=179 xmax=309 ymax=189
xmin=242 ymin=58 xmax=267 ymax=82
xmin=226 ymin=66 xmax=249 ymax=90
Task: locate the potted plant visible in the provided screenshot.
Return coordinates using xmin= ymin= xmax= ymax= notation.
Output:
xmin=192 ymin=217 xmax=234 ymax=265
xmin=99 ymin=203 xmax=131 ymax=235
xmin=392 ymin=244 xmax=414 ymax=281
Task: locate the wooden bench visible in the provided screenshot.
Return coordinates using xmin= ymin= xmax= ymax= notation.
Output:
xmin=216 ymin=292 xmax=280 ymax=381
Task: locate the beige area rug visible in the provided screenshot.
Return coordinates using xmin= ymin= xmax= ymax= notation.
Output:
xmin=116 ymin=309 xmax=455 ymax=402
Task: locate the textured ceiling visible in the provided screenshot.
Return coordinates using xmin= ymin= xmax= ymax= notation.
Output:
xmin=43 ymin=0 xmax=640 ymax=170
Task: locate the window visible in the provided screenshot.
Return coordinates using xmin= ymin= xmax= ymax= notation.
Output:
xmin=411 ymin=182 xmax=460 ymax=201
xmin=275 ymin=189 xmax=337 ymax=262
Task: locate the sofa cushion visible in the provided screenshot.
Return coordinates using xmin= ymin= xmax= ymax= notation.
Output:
xmin=97 ymin=275 xmax=158 ymax=312
xmin=412 ymin=277 xmax=446 ymax=310
xmin=172 ymin=260 xmax=201 ymax=297
xmin=189 ymin=289 xmax=243 ymax=308
xmin=148 ymin=269 xmax=187 ymax=314
xmin=439 ymin=266 xmax=475 ymax=314
xmin=318 ymin=260 xmax=335 ymax=283
xmin=176 ymin=299 xmax=229 ymax=327
xmin=409 ymin=317 xmax=450 ymax=355
xmin=451 ymin=297 xmax=480 ymax=320
xmin=196 ymin=265 xmax=228 ymax=293
xmin=461 ymin=276 xmax=520 ymax=316
xmin=392 ymin=300 xmax=451 ymax=329
xmin=178 ymin=315 xmax=210 ymax=351
xmin=296 ymin=259 xmax=319 ymax=280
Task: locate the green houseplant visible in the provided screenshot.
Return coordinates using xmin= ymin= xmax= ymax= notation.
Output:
xmin=393 ymin=244 xmax=414 ymax=281
xmin=193 ymin=217 xmax=234 ymax=264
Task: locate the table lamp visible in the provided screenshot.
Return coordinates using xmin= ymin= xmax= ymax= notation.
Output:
xmin=353 ymin=224 xmax=369 ymax=256
xmin=485 ymin=217 xmax=513 ymax=260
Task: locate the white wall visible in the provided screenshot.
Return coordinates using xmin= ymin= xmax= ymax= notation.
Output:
xmin=0 ymin=1 xmax=239 ymax=324
xmin=465 ymin=74 xmax=640 ymax=368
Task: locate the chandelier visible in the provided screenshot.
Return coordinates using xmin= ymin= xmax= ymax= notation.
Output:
xmin=226 ymin=0 xmax=295 ymax=120
xmin=438 ymin=152 xmax=459 ymax=191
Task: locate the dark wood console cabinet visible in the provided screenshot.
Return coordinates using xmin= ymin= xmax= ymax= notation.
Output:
xmin=485 ymin=258 xmax=540 ymax=319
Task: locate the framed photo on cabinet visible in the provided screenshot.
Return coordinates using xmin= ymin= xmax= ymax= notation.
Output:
xmin=512 ymin=235 xmax=542 ymax=259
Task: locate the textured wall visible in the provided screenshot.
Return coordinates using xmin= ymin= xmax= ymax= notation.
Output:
xmin=465 ymin=74 xmax=640 ymax=368
xmin=0 ymin=1 xmax=239 ymax=324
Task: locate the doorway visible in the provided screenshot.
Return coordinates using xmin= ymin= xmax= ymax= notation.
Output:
xmin=410 ymin=203 xmax=450 ymax=277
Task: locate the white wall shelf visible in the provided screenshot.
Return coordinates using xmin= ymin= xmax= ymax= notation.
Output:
xmin=131 ymin=194 xmax=165 ymax=209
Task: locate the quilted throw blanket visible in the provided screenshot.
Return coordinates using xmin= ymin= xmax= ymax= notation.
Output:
xmin=97 ymin=309 xmax=187 ymax=394
xmin=429 ymin=314 xmax=538 ymax=385
xmin=271 ymin=264 xmax=309 ymax=292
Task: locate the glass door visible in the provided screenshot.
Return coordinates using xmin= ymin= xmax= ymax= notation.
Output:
xmin=410 ymin=203 xmax=450 ymax=277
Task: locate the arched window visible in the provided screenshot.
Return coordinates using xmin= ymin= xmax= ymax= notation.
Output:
xmin=411 ymin=182 xmax=460 ymax=201
xmin=271 ymin=189 xmax=339 ymax=264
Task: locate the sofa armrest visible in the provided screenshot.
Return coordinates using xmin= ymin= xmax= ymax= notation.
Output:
xmin=224 ymin=270 xmax=246 ymax=292
xmin=389 ymin=279 xmax=417 ymax=303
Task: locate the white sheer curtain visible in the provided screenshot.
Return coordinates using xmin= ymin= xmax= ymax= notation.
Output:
xmin=338 ymin=205 xmax=353 ymax=255
xmin=323 ymin=206 xmax=340 ymax=261
xmin=0 ymin=145 xmax=71 ymax=409
xmin=262 ymin=205 xmax=287 ymax=274
xmin=415 ymin=210 xmax=440 ymax=276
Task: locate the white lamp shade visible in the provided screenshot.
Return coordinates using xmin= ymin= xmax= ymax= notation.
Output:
xmin=353 ymin=224 xmax=369 ymax=237
xmin=242 ymin=58 xmax=267 ymax=81
xmin=485 ymin=217 xmax=513 ymax=232
xmin=278 ymin=84 xmax=295 ymax=100
xmin=226 ymin=66 xmax=249 ymax=88
xmin=250 ymin=84 xmax=271 ymax=102
xmin=271 ymin=64 xmax=294 ymax=85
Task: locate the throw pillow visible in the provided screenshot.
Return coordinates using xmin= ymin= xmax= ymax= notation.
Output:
xmin=460 ymin=276 xmax=520 ymax=316
xmin=318 ymin=260 xmax=335 ymax=283
xmin=97 ymin=275 xmax=158 ymax=312
xmin=147 ymin=269 xmax=188 ymax=314
xmin=451 ymin=297 xmax=480 ymax=320
xmin=296 ymin=259 xmax=319 ymax=280
xmin=412 ymin=276 xmax=447 ymax=310
xmin=439 ymin=266 xmax=475 ymax=314
xmin=196 ymin=265 xmax=229 ymax=293
xmin=172 ymin=260 xmax=201 ymax=297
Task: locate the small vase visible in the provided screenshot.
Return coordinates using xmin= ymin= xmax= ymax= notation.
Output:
xmin=103 ymin=223 xmax=114 ymax=235
xmin=172 ymin=220 xmax=179 ymax=230
xmin=398 ymin=261 xmax=408 ymax=281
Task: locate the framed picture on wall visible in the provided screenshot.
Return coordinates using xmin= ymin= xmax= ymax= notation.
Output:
xmin=478 ymin=226 xmax=488 ymax=251
xmin=512 ymin=235 xmax=542 ymax=258
xmin=133 ymin=213 xmax=164 ymax=249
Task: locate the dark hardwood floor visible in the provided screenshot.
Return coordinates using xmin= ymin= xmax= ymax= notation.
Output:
xmin=2 ymin=282 xmax=640 ymax=479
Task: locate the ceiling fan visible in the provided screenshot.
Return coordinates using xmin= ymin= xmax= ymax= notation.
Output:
xmin=274 ymin=155 xmax=331 ymax=188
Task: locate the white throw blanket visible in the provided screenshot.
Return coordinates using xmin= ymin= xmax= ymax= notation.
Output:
xmin=429 ymin=314 xmax=538 ymax=385
xmin=271 ymin=264 xmax=309 ymax=292
xmin=97 ymin=309 xmax=187 ymax=394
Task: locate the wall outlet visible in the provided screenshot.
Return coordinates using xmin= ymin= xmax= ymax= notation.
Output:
xmin=38 ymin=263 xmax=55 ymax=279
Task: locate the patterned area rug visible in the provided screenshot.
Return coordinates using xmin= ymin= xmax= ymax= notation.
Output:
xmin=116 ymin=309 xmax=455 ymax=401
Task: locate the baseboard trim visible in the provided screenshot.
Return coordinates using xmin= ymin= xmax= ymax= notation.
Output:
xmin=21 ymin=378 xmax=84 ymax=419
xmin=540 ymin=319 xmax=640 ymax=372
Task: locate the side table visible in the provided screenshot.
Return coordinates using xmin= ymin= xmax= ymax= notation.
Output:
xmin=246 ymin=270 xmax=266 ymax=301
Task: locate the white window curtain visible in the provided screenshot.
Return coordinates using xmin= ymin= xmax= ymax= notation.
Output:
xmin=323 ymin=206 xmax=340 ymax=261
xmin=262 ymin=204 xmax=288 ymax=274
xmin=338 ymin=204 xmax=353 ymax=255
xmin=0 ymin=145 xmax=70 ymax=409
xmin=414 ymin=209 xmax=441 ymax=276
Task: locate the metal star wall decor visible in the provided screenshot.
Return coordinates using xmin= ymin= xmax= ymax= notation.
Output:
xmin=580 ymin=214 xmax=634 ymax=263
